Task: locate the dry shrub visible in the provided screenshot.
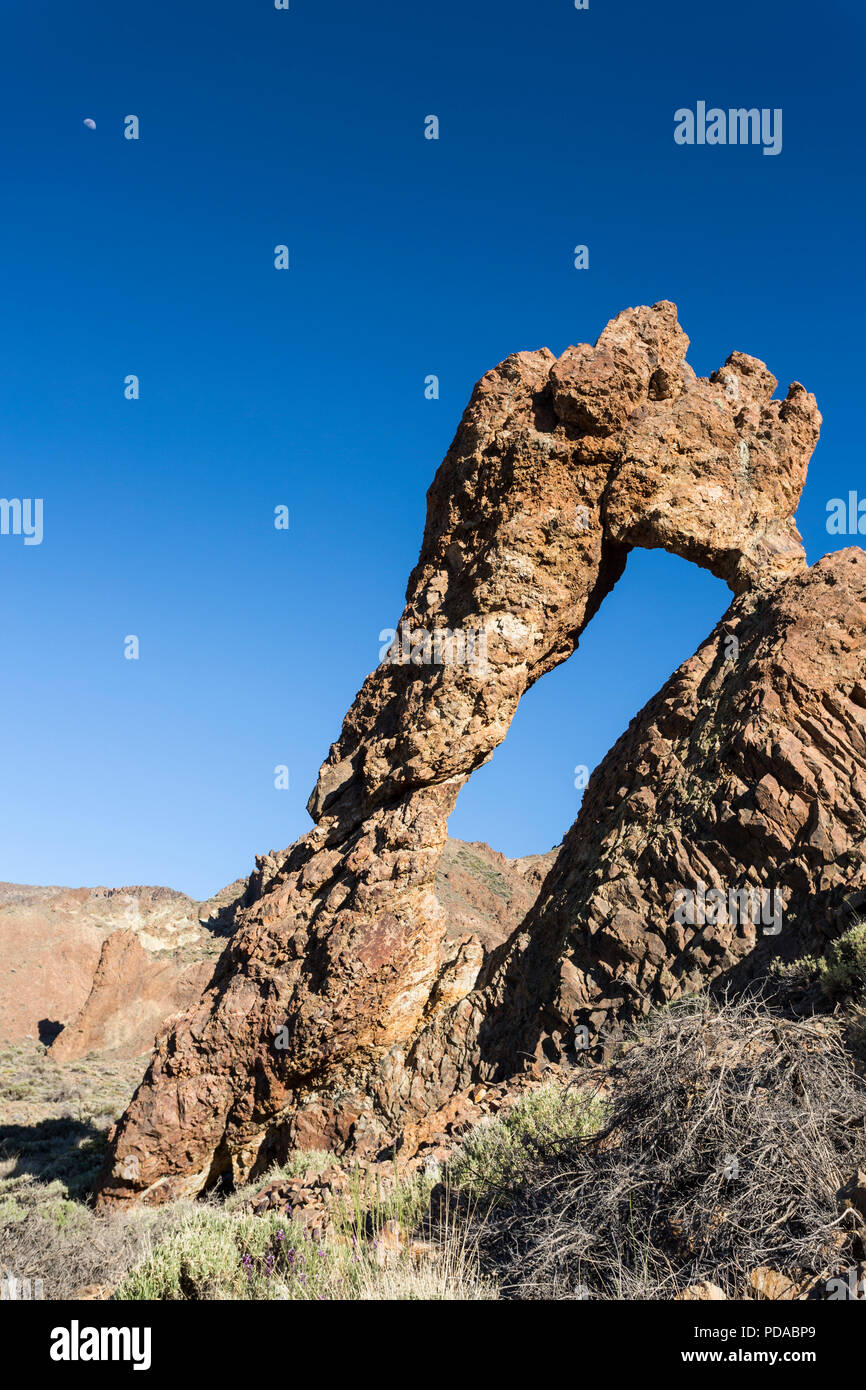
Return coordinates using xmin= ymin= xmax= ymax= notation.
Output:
xmin=475 ymin=995 xmax=866 ymax=1299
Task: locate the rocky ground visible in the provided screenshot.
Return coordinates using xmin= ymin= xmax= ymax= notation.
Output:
xmin=6 ymin=848 xmax=862 ymax=1303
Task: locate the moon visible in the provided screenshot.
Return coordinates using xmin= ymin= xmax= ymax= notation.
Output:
xmin=83 ymin=118 xmax=96 ymax=130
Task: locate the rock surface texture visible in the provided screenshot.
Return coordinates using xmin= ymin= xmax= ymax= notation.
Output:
xmin=96 ymin=301 xmax=827 ymax=1206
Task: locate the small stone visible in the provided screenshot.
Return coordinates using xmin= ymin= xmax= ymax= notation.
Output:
xmin=675 ymin=1282 xmax=727 ymax=1301
xmin=748 ymin=1267 xmax=799 ymax=1301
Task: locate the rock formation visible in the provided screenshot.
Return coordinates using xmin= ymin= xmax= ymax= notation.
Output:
xmin=525 ymin=546 xmax=866 ymax=1043
xmin=96 ymin=300 xmax=825 ymax=1206
xmin=49 ymin=930 xmax=217 ymax=1062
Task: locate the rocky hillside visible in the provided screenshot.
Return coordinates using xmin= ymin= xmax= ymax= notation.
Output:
xmin=0 ymin=880 xmax=243 ymax=1056
xmin=436 ymin=838 xmax=557 ymax=952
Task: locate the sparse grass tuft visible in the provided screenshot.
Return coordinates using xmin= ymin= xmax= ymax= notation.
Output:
xmin=449 ymin=1082 xmax=605 ymax=1199
xmin=7 ymin=991 xmax=865 ymax=1302
xmin=0 ymin=1040 xmax=143 ymax=1200
xmin=114 ymin=1194 xmax=496 ymax=1301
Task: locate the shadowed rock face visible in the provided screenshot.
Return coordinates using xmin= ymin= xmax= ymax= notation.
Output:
xmin=545 ymin=549 xmax=866 ymax=1036
xmin=96 ymin=301 xmax=822 ymax=1207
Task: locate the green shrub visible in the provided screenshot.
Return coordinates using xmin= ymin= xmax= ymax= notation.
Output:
xmin=818 ymin=922 xmax=866 ymax=1003
xmin=769 ymin=954 xmax=821 ymax=985
xmin=114 ymin=1198 xmax=495 ymax=1301
xmin=115 ymin=1205 xmax=269 ymax=1300
xmin=449 ymin=1082 xmax=604 ymax=1198
xmin=0 ymin=1194 xmax=27 ymax=1224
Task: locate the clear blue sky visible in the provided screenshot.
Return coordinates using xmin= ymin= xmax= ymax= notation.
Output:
xmin=1 ymin=0 xmax=863 ymax=898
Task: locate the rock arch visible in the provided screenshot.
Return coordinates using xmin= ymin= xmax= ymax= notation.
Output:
xmin=97 ymin=302 xmax=821 ymax=1205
